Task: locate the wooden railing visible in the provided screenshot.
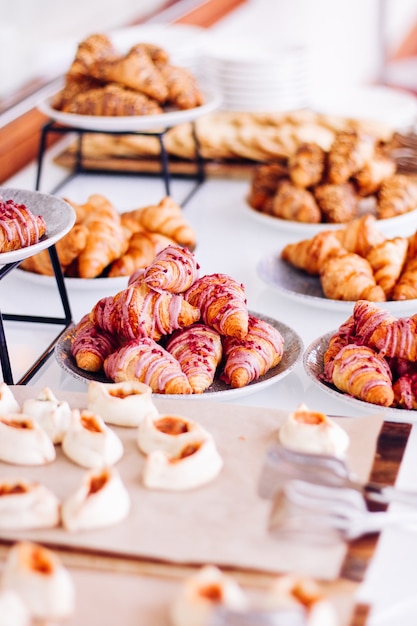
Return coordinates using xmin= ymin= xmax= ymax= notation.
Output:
xmin=0 ymin=0 xmax=246 ymax=184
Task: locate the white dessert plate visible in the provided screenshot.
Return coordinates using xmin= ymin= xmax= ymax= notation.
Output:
xmin=0 ymin=187 xmax=75 ymax=265
xmin=303 ymin=331 xmax=416 ymax=423
xmin=14 ymin=268 xmax=129 ymax=292
xmin=37 ymin=89 xmax=222 ymax=133
xmin=243 ymin=199 xmax=417 ymax=239
xmin=55 ymin=313 xmax=303 ymax=400
xmin=257 ymin=252 xmax=417 ymax=314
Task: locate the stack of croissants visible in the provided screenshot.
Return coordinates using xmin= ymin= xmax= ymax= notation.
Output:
xmin=20 ymin=194 xmax=196 ymax=278
xmin=323 ymin=300 xmax=417 ymax=409
xmin=281 ymin=214 xmax=417 ymax=301
xmin=69 ymin=244 xmax=285 ymax=394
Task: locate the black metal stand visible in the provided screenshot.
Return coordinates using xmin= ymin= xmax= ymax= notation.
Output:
xmin=35 ymin=120 xmax=206 ymax=205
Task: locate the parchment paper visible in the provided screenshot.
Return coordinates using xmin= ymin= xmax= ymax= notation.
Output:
xmin=0 ymin=387 xmax=384 ymax=581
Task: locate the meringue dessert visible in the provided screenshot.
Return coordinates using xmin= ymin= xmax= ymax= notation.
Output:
xmin=171 ymin=565 xmax=248 ymax=626
xmin=22 ymin=386 xmax=72 ymax=444
xmin=87 ymin=380 xmax=159 ymax=427
xmin=263 ymin=574 xmax=337 ymax=626
xmin=137 ymin=412 xmax=212 ymax=456
xmin=62 ymin=408 xmax=124 ymax=468
xmin=0 ymin=383 xmax=20 ymax=414
xmin=1 ymin=541 xmax=75 ymax=621
xmin=278 ymin=403 xmax=350 ymax=458
xmin=0 ymin=479 xmax=60 ymax=530
xmin=143 ymin=437 xmax=223 ymax=491
xmin=0 ymin=414 xmax=56 ymax=465
xmin=0 ymin=588 xmax=31 ymax=626
xmin=61 ymin=465 xmax=130 ymax=532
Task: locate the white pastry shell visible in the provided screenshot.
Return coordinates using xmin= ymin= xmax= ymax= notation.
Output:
xmin=0 ymin=383 xmax=20 ymax=414
xmin=143 ymin=437 xmax=223 ymax=491
xmin=1 ymin=541 xmax=75 ymax=621
xmin=22 ymin=387 xmax=72 ymax=444
xmin=0 ymin=480 xmax=60 ymax=530
xmin=87 ymin=380 xmax=159 ymax=427
xmin=170 ymin=565 xmax=248 ymax=626
xmin=0 ymin=414 xmax=56 ymax=465
xmin=61 ymin=466 xmax=130 ymax=532
xmin=278 ymin=403 xmax=350 ymax=458
xmin=62 ymin=409 xmax=124 ymax=468
xmin=137 ymin=413 xmax=212 ymax=456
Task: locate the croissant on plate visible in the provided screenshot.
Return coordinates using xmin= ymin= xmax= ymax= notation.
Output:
xmin=313 ymin=182 xmax=358 ymax=223
xmin=104 ymin=336 xmax=192 ymax=394
xmin=322 ymin=315 xmax=357 ymax=381
xmin=393 ymin=373 xmax=417 ymax=409
xmin=75 ymin=194 xmax=128 ymax=278
xmin=185 ymin=273 xmax=249 ymax=339
xmin=288 ymin=142 xmax=326 ymax=188
xmin=138 ymin=196 xmax=196 ymax=249
xmin=107 ymin=231 xmax=175 ymax=277
xmin=62 ymin=83 xmax=163 ymax=116
xmin=319 ymin=252 xmax=386 ymax=301
xmin=70 ymin=314 xmax=120 ymax=372
xmin=392 ymin=257 xmax=417 ymax=301
xmin=19 ymin=224 xmax=89 ymax=276
xmin=0 ymin=197 xmax=47 ymax=253
xmin=331 ymin=343 xmax=394 ymax=407
xmin=271 ymin=180 xmax=322 ymax=223
xmin=353 ymin=299 xmax=417 ymax=360
xmin=354 ymin=155 xmax=396 ymax=196
xmin=247 ymin=163 xmax=286 ymax=212
xmin=165 ymin=324 xmax=223 ymax=393
xmin=161 ymin=64 xmax=204 ymax=110
xmin=376 ymin=174 xmax=417 ymax=219
xmin=334 ymin=214 xmax=385 ymax=257
xmin=143 ymin=244 xmax=200 ymax=293
xmin=220 ymin=315 xmax=284 ymax=388
xmin=366 ymin=237 xmax=408 ymax=297
xmin=327 ymin=130 xmax=375 ymax=184
xmin=90 ymin=281 xmax=201 ymax=342
xmin=281 ymin=230 xmax=343 ymax=275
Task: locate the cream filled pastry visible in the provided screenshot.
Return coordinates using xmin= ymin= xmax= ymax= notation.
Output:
xmin=137 ymin=412 xmax=211 ymax=456
xmin=143 ymin=437 xmax=223 ymax=491
xmin=278 ymin=403 xmax=350 ymax=458
xmin=87 ymin=380 xmax=158 ymax=427
xmin=62 ymin=409 xmax=124 ymax=468
xmin=61 ymin=466 xmax=130 ymax=532
xmin=1 ymin=541 xmax=75 ymax=621
xmin=0 ymin=383 xmax=20 ymax=414
xmin=0 ymin=479 xmax=60 ymax=530
xmin=170 ymin=565 xmax=248 ymax=626
xmin=263 ymin=574 xmax=338 ymax=626
xmin=0 ymin=414 xmax=56 ymax=465
xmin=22 ymin=386 xmax=72 ymax=444
xmin=0 ymin=589 xmax=31 ymax=626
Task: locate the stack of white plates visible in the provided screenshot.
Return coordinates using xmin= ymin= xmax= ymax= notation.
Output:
xmin=202 ymin=36 xmax=310 ymax=112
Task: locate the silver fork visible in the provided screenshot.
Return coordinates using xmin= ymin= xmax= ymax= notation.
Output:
xmin=258 ymin=443 xmax=417 ymax=508
xmin=269 ymin=479 xmax=417 ymax=544
xmin=209 ymin=605 xmax=307 ymax=626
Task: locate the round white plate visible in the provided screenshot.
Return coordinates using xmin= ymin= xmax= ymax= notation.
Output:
xmin=0 ymin=187 xmax=75 ymax=264
xmin=55 ymin=313 xmax=304 ymax=401
xmin=15 ymin=268 xmax=128 ymax=292
xmin=257 ymin=252 xmax=417 ymax=314
xmin=304 ymin=331 xmax=417 ymax=423
xmin=243 ymin=199 xmax=417 ymax=239
xmin=38 ymin=89 xmax=222 ymax=133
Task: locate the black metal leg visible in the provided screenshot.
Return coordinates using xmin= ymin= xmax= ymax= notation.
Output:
xmin=0 ymin=311 xmax=14 ymax=384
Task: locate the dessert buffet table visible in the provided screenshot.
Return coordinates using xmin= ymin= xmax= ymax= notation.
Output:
xmin=2 ymin=136 xmax=417 ymax=624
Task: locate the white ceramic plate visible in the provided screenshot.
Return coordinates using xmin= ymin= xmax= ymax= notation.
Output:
xmin=303 ymin=331 xmax=417 ymax=423
xmin=0 ymin=187 xmax=75 ymax=264
xmin=38 ymin=89 xmax=222 ymax=133
xmin=243 ymin=199 xmax=417 ymax=239
xmin=55 ymin=313 xmax=304 ymax=400
xmin=14 ymin=268 xmax=128 ymax=292
xmin=257 ymin=252 xmax=417 ymax=314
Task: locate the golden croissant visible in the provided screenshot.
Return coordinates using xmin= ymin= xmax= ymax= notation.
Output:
xmin=19 ymin=224 xmax=88 ymax=276
xmin=143 ymin=244 xmax=200 ymax=293
xmin=281 ymin=230 xmax=343 ymax=275
xmin=107 ymin=231 xmax=175 ymax=277
xmin=313 ymin=182 xmax=358 ymax=223
xmin=334 ymin=214 xmax=385 ymax=257
xmin=353 ymin=299 xmax=417 ymax=361
xmin=0 ymin=197 xmax=47 ymax=253
xmin=90 ymin=281 xmax=200 ymax=342
xmin=392 ymin=257 xmax=417 ymax=301
xmin=220 ymin=314 xmax=284 ymax=388
xmin=138 ymin=196 xmax=196 ymax=249
xmin=271 ymin=180 xmax=321 ymax=223
xmin=288 ymin=142 xmax=325 ymax=188
xmin=70 ymin=314 xmax=119 ymax=372
xmin=322 ymin=315 xmax=357 ymax=381
xmin=319 ymin=252 xmax=386 ymax=301
xmin=165 ymin=324 xmax=222 ymax=393
xmin=366 ymin=237 xmax=408 ymax=298
xmin=104 ymin=336 xmax=192 ymax=394
xmin=331 ymin=343 xmax=394 ymax=407
xmin=327 ymin=130 xmax=375 ymax=184
xmin=185 ymin=273 xmax=249 ymax=339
